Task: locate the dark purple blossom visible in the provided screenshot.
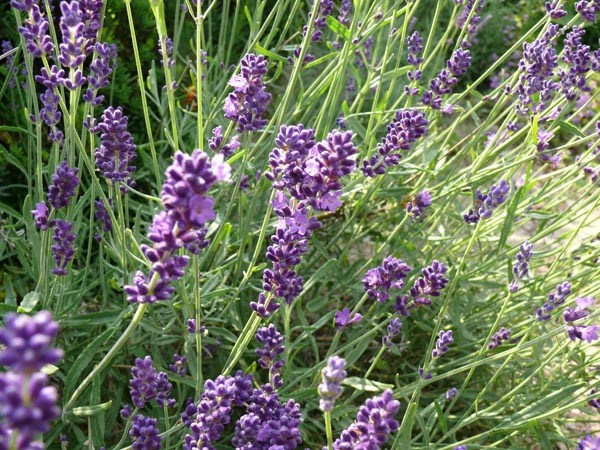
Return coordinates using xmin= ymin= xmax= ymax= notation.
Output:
xmin=129 ymin=356 xmax=174 ymax=408
xmin=12 ymin=2 xmax=54 ymax=58
xmin=422 ymin=49 xmax=471 ymax=110
xmin=0 ymin=311 xmax=63 ymax=373
xmin=79 ymin=0 xmax=103 ymax=53
xmin=409 ymin=260 xmax=449 ymax=306
xmin=432 ymin=329 xmax=453 ymax=358
xmin=318 ymin=356 xmax=346 ymax=411
xmin=509 ymin=241 xmax=533 ymax=292
xmin=563 ymin=297 xmax=599 ymax=343
xmin=208 ymin=126 xmax=241 ymax=157
xmin=224 ymin=53 xmax=271 ymax=131
xmin=332 ymin=389 xmax=400 ymax=450
xmin=48 ymin=161 xmax=79 ymax=210
xmin=51 ymin=220 xmax=76 ymax=276
xmin=158 ymin=36 xmax=174 ymax=67
xmin=232 ymin=384 xmax=302 ymax=450
xmin=488 ymin=327 xmax=511 ymax=349
xmin=456 ymin=0 xmax=486 ymax=48
xmin=184 ymin=371 xmax=253 ymax=450
xmin=575 ymin=0 xmax=600 ymax=22
xmin=406 ymin=189 xmax=432 ymax=219
xmin=406 ymin=31 xmax=424 ymax=87
xmin=58 ymin=1 xmax=87 ymax=90
xmin=338 ymin=0 xmax=351 ymax=25
xmin=84 ymin=42 xmax=114 ymax=105
xmin=363 ymin=256 xmax=412 ymax=303
xmin=536 ymin=281 xmax=572 ymax=321
xmin=545 ymin=0 xmax=567 ymax=19
xmin=120 ymin=404 xmax=132 ymax=419
xmin=255 ymin=324 xmax=285 ymax=389
xmin=334 ymin=308 xmax=362 ymax=331
xmin=463 ymin=180 xmax=510 ymax=223
xmin=382 ymin=317 xmax=402 ymax=347
xmin=94 ymin=106 xmax=137 ymax=187
xmin=130 ymin=415 xmax=161 ymax=450
xmin=514 ymin=24 xmax=559 ymax=116
xmin=559 ymin=26 xmax=594 ymax=103
xmin=32 ymin=202 xmax=51 ymax=230
xmin=362 ymin=109 xmax=428 ymax=177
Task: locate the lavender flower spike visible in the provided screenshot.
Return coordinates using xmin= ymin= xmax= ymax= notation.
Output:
xmin=48 ymin=161 xmax=80 ymax=210
xmin=406 ymin=189 xmax=432 ymax=219
xmin=509 ymin=241 xmax=533 ymax=292
xmin=464 ymin=180 xmax=510 ymax=223
xmin=432 ymin=329 xmax=453 ymax=358
xmin=382 ymin=317 xmax=402 ymax=347
xmin=51 ymin=220 xmax=76 ymax=276
xmin=94 ymin=106 xmax=137 ymax=188
xmin=319 ymin=356 xmax=347 ymax=411
xmin=410 ymin=260 xmax=449 ymax=306
xmin=332 ymin=389 xmax=400 ymax=450
xmin=363 ymin=256 xmax=412 ymax=303
xmin=130 ymin=414 xmax=161 ymax=450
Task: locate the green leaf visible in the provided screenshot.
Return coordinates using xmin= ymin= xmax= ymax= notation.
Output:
xmin=434 ymin=400 xmax=448 ymax=433
xmin=64 ymin=327 xmax=117 ymax=399
xmin=255 ymin=45 xmax=287 ymax=64
xmin=3 ymin=273 xmax=16 ymax=306
xmin=18 ymin=291 xmax=40 ymax=313
xmin=342 ymin=377 xmax=394 ymax=392
xmin=325 ymin=15 xmax=350 ymax=40
xmin=70 ymin=401 xmax=112 ymax=417
xmin=498 ymin=185 xmax=524 ymax=250
xmin=556 ymin=120 xmax=585 ymax=138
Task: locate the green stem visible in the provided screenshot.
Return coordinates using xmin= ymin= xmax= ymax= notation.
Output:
xmin=324 ymin=411 xmax=333 ymax=450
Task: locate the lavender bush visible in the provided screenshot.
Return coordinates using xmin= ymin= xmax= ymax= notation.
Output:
xmin=1 ymin=0 xmax=600 ymax=448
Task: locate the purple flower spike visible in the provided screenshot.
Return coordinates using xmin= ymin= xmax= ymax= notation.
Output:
xmin=256 ymin=324 xmax=285 ymax=389
xmin=406 ymin=189 xmax=432 ymax=219
xmin=445 ymin=387 xmax=458 ymax=401
xmin=0 ymin=311 xmax=63 ymax=373
xmin=32 ymin=202 xmax=51 ymax=230
xmin=382 ymin=317 xmax=402 ymax=347
xmin=51 ymin=220 xmax=76 ymax=276
xmin=564 ymin=297 xmax=599 ymax=343
xmin=488 ymin=327 xmax=511 ymax=349
xmin=432 ymin=329 xmax=453 ymax=358
xmin=575 ymin=0 xmax=599 ymax=22
xmin=338 ymin=0 xmax=352 ymax=25
xmin=130 ymin=415 xmax=161 ymax=450
xmin=224 ymin=53 xmax=271 ymax=132
xmin=422 ymin=48 xmax=471 ymax=109
xmin=363 ymin=256 xmax=412 ymax=303
xmin=410 ymin=260 xmax=449 ymax=306
xmin=13 ymin=3 xmax=54 ymax=58
xmin=332 ymin=389 xmax=400 ymax=450
xmin=94 ymin=106 xmax=137 ymax=187
xmin=168 ymin=353 xmax=187 ymax=377
xmin=319 ymin=356 xmax=347 ymax=411
xmin=509 ymin=241 xmax=533 ymax=292
xmin=48 ymin=161 xmax=80 ymax=210
xmin=545 ymin=0 xmax=567 ymax=19
xmin=536 ymin=281 xmax=572 ymax=321
xmin=129 ymin=356 xmax=174 ymax=408
xmin=84 ymin=42 xmax=114 ymax=106
xmin=94 ymin=198 xmax=113 ymax=240
xmin=58 ymin=1 xmax=88 ymax=90
xmin=362 ymin=109 xmax=428 ymax=177
xmin=334 ymin=307 xmax=362 ymax=331
xmin=463 ymin=180 xmax=510 ymax=223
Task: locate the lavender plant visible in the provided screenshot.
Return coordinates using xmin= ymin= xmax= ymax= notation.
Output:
xmin=1 ymin=0 xmax=600 ymax=449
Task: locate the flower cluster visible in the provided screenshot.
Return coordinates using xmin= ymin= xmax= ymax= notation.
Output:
xmin=318 ymin=356 xmax=347 ymax=411
xmin=208 ymin=125 xmax=241 ymax=158
xmin=559 ymin=26 xmax=596 ymax=103
xmin=11 ymin=0 xmax=54 ymax=58
xmin=125 ymin=150 xmax=229 ymax=303
xmin=233 ymin=384 xmax=303 ymax=450
xmin=405 ymin=31 xmax=424 ymax=95
xmin=536 ymin=281 xmax=572 ymax=321
xmin=456 ymin=0 xmax=486 ymax=48
xmin=422 ymin=48 xmax=472 ymax=110
xmin=51 ymin=219 xmax=76 ymax=276
xmin=406 ymin=189 xmax=432 ymax=219
xmin=224 ymin=53 xmax=271 ymax=132
xmin=331 ymin=389 xmax=400 ymax=450
xmin=363 ymin=256 xmax=412 ymax=303
xmin=563 ymin=297 xmax=599 ymax=343
xmin=184 ymin=371 xmax=253 ymax=450
xmin=382 ymin=317 xmax=402 ymax=347
xmin=130 ymin=414 xmax=161 ymax=450
xmin=254 ymin=126 xmax=357 ymax=316
xmin=35 ymin=65 xmax=65 ymax=143
xmin=575 ymin=0 xmax=600 ymax=22
xmin=577 ymin=434 xmax=600 ymax=450
xmin=0 ymin=311 xmax=63 ymax=450
xmin=361 ymin=109 xmax=428 ymax=177
xmin=83 ymin=42 xmax=114 ymax=106
xmin=338 ymin=0 xmax=352 ymax=25
xmin=94 ymin=106 xmax=137 ymax=188
xmin=334 ymin=307 xmax=362 ymax=331
xmin=48 ymin=161 xmax=80 ymax=210
xmin=545 ymin=0 xmax=567 ymax=19
xmin=255 ymin=324 xmax=285 ymax=389
xmin=509 ymin=241 xmax=533 ymax=292
xmin=432 ymin=329 xmax=454 ymax=358
xmin=512 ymin=24 xmax=559 ymax=116
xmin=58 ymin=0 xmax=87 ymax=90
xmin=395 ymin=260 xmax=450 ymax=315
xmin=169 ymin=354 xmax=187 ymax=377
xmin=129 ymin=356 xmax=174 ymax=408
xmin=463 ymin=180 xmax=510 ymax=224
xmin=445 ymin=387 xmax=458 ymax=401
xmin=94 ymin=198 xmax=113 ymax=241
xmin=488 ymin=327 xmax=511 ymax=349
